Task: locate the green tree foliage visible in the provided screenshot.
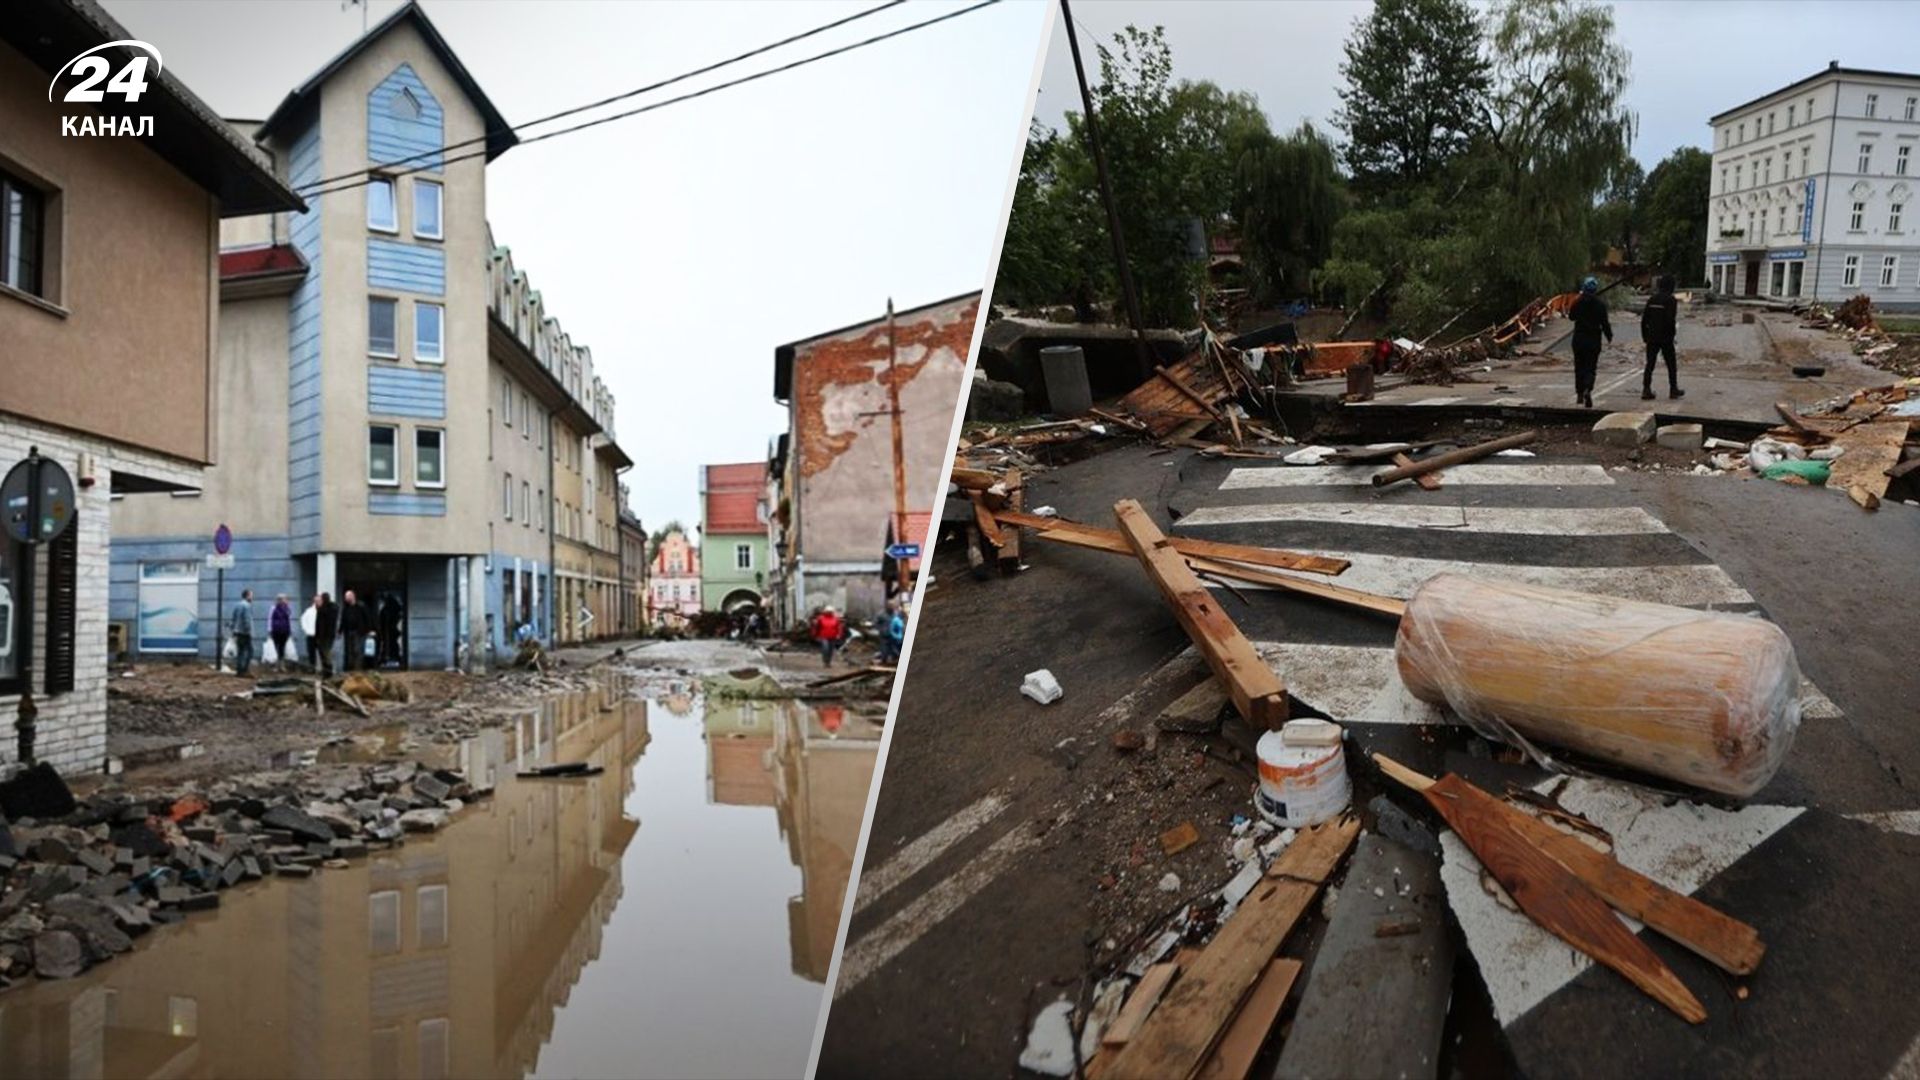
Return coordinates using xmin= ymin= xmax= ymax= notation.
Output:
xmin=1335 ymin=0 xmax=1490 ymax=195
xmin=1233 ymin=123 xmax=1347 ymax=303
xmin=1591 ymin=156 xmax=1644 ymax=263
xmin=1636 ymin=147 xmax=1712 ymax=283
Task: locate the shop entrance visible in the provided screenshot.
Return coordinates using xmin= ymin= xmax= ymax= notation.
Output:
xmin=339 ymin=556 xmax=408 ymax=669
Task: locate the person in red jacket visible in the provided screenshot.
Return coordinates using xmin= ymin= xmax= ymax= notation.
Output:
xmin=811 ymin=606 xmax=844 ymax=667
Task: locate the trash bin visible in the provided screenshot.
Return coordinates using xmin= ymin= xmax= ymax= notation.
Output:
xmin=1038 ymin=345 xmax=1093 ymax=417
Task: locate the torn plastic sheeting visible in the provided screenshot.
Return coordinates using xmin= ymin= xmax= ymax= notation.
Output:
xmin=1762 ymin=460 xmax=1831 ymax=485
xmin=1393 ymin=573 xmax=1802 ymax=799
xmin=1284 ymin=445 xmax=1341 ymax=466
xmin=1018 ymin=999 xmax=1080 ymax=1077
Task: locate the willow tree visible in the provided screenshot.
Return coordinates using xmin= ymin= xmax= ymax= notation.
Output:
xmin=1233 ymin=123 xmax=1346 ymax=303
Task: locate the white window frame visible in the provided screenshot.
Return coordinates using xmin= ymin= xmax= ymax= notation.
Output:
xmin=367 ymin=177 xmax=397 ymax=234
xmin=368 ymin=296 xmax=399 ymax=359
xmin=1893 ymin=204 xmax=1906 ymax=233
xmin=368 ymin=424 xmax=400 ymax=487
xmin=1881 ymin=255 xmax=1900 ymax=288
xmin=1908 ymin=97 xmax=1918 ymax=122
xmin=414 ymin=302 xmax=444 ymax=364
xmin=1789 ymin=104 xmax=1797 ymax=127
xmin=1850 ymin=202 xmax=1866 ymax=231
xmin=414 ymin=428 xmax=445 ymax=489
xmin=522 ymin=481 xmax=531 ymax=528
xmin=1843 ymin=255 xmax=1861 ymax=287
xmin=1860 ymin=144 xmax=1874 ymax=173
xmin=1899 ymin=146 xmax=1912 ymax=177
xmin=501 ymin=379 xmax=512 ymax=427
xmin=1866 ymin=93 xmax=1879 ymax=118
xmin=536 ymin=489 xmax=545 ymax=531
xmin=734 ymin=543 xmax=752 ymax=571
xmin=503 ymin=472 xmax=514 ymax=520
xmin=413 ymin=180 xmax=443 ymax=241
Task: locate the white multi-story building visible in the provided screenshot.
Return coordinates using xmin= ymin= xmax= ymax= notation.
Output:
xmin=1706 ymin=62 xmax=1920 ymax=309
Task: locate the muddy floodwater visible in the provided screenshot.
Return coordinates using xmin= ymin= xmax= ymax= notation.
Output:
xmin=0 ymin=678 xmax=881 ymax=1079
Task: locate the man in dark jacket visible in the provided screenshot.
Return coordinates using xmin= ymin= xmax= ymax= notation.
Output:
xmin=312 ymin=592 xmax=338 ymax=677
xmin=340 ymin=590 xmax=373 ymax=672
xmin=1640 ymin=274 xmax=1685 ymax=400
xmin=1568 ymin=276 xmax=1612 ymax=408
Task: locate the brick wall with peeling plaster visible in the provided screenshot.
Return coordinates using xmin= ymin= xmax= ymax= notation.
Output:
xmin=788 ymin=295 xmax=976 ymax=620
xmin=0 ymin=417 xmax=200 ymax=776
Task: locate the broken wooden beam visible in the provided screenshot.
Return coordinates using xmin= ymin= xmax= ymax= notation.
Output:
xmin=993 ymin=510 xmax=1348 ymax=577
xmin=1774 ymin=401 xmax=1817 ymax=437
xmin=1114 ymin=499 xmax=1287 ymax=731
xmin=1372 ymin=430 xmax=1537 ymax=488
xmin=999 ymin=468 xmax=1024 ymax=569
xmin=1154 ymin=365 xmax=1228 ymax=423
xmin=1102 ymin=817 xmax=1359 ymax=1080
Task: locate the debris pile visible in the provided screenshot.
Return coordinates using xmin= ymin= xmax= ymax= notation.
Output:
xmin=1804 ymin=295 xmax=1920 ymax=377
xmin=1695 ymin=390 xmax=1920 ymax=509
xmin=0 ymin=761 xmax=484 ymax=988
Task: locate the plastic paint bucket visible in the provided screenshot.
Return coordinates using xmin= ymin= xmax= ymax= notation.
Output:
xmin=1254 ymin=730 xmax=1350 ymax=828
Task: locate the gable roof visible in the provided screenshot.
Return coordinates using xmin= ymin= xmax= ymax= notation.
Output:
xmin=703 ymin=462 xmax=767 ymax=534
xmin=257 ymin=1 xmax=516 ymax=162
xmin=5 ymin=0 xmax=303 ymax=215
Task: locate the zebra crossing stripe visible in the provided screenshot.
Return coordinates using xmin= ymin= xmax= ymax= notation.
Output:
xmin=1220 ymin=463 xmax=1614 ymax=490
xmin=1178 ymin=503 xmax=1672 ymax=535
xmin=1214 ymin=550 xmax=1752 ymax=607
xmin=852 ymin=792 xmax=1009 ymax=915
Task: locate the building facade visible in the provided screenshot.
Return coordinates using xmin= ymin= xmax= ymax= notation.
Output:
xmin=769 ymin=294 xmax=976 ymax=626
xmin=1706 ymin=62 xmax=1920 ymax=310
xmin=699 ymin=461 xmax=769 ymax=613
xmin=2 ymin=0 xmax=301 ymax=773
xmin=110 ymin=4 xmax=629 ymax=670
xmin=617 ymin=505 xmax=647 ymax=636
xmin=647 ymin=527 xmax=701 ymax=627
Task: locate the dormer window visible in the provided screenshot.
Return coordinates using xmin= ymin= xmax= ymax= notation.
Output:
xmin=389 ymin=87 xmax=423 ymax=120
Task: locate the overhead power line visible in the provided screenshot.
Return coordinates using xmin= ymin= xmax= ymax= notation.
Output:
xmin=299 ymin=0 xmax=906 ymax=191
xmin=297 ymin=0 xmax=1001 ymax=200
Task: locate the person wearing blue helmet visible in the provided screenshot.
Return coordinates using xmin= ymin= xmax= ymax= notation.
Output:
xmin=1568 ymin=276 xmax=1612 ymax=408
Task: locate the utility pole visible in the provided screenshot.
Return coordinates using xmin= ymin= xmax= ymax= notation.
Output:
xmin=886 ymin=299 xmax=911 ymax=599
xmin=1061 ymin=0 xmax=1157 ymax=382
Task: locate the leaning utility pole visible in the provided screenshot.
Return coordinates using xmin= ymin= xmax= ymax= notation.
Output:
xmin=1061 ymin=0 xmax=1156 ymax=381
xmin=886 ymin=299 xmax=911 ymax=599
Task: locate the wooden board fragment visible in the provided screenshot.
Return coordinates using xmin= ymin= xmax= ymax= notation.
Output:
xmin=1195 ymin=958 xmax=1302 ymax=1080
xmin=1421 ymin=775 xmax=1708 ymax=1023
xmin=1161 ymin=821 xmax=1200 ymax=856
xmin=1392 ymin=452 xmax=1444 ymax=491
xmin=970 ymin=494 xmax=1005 ymax=548
xmin=1103 ymin=817 xmax=1359 ymax=1080
xmin=995 ymin=510 xmax=1349 ymax=576
xmin=1827 ymin=419 xmax=1907 ymax=502
xmin=1114 ymin=499 xmax=1287 ymax=731
xmin=1102 ymin=962 xmax=1180 ymax=1048
xmin=999 ymin=468 xmax=1024 ymax=567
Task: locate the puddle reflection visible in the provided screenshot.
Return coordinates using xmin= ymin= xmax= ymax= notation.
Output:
xmin=0 ymin=676 xmax=880 ymax=1080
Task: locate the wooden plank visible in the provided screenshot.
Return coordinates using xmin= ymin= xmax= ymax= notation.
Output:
xmin=1774 ymin=401 xmax=1817 ymax=437
xmin=970 ymin=494 xmax=1006 ymax=548
xmin=1102 ymin=962 xmax=1180 ymax=1048
xmin=1422 ymin=774 xmax=1708 ymax=1023
xmin=999 ymin=468 xmax=1023 ymax=567
xmin=994 ymin=510 xmax=1349 ymax=577
xmin=1827 ymin=419 xmax=1907 ymax=502
xmin=1155 ymin=365 xmax=1227 ymax=421
xmin=1114 ymin=499 xmax=1288 ymax=731
xmin=1393 ymin=452 xmax=1443 ymax=491
xmin=1370 ymin=754 xmax=1764 ymax=975
xmin=1195 ymin=958 xmax=1302 ymax=1080
xmin=949 ymin=467 xmax=1001 ymax=491
xmin=1103 ymin=817 xmax=1359 ymax=1080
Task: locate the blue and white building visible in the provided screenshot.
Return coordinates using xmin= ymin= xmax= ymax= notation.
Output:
xmin=1707 ymin=62 xmax=1920 ymax=310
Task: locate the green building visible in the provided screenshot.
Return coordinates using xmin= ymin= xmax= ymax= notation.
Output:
xmin=699 ymin=461 xmax=770 ymax=613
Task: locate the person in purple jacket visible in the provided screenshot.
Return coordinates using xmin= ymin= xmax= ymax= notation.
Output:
xmin=269 ymin=594 xmax=294 ymax=672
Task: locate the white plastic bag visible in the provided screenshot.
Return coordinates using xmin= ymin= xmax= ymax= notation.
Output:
xmin=222 ymin=636 xmax=237 ymax=663
xmin=1020 ymin=669 xmax=1063 ymax=705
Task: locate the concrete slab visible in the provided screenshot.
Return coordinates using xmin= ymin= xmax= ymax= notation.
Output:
xmin=1592 ymin=411 xmax=1656 ymax=446
xmin=1273 ymin=835 xmax=1453 ymax=1080
xmin=1656 ymin=423 xmax=1704 ymax=451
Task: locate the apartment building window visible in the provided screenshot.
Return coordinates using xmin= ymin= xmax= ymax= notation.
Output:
xmin=415 ymin=429 xmax=444 ymax=488
xmin=522 ymin=481 xmax=531 ymax=527
xmin=1908 ymin=97 xmax=1918 ymax=121
xmin=536 ymin=489 xmax=544 ymax=531
xmin=1844 ymin=254 xmax=1860 ymax=287
xmin=1802 ymin=146 xmax=1811 ymax=176
xmin=369 ymin=297 xmax=398 ymax=357
xmin=1866 ymin=93 xmax=1879 ymax=118
xmin=1893 ymin=204 xmax=1906 ymax=233
xmin=367 ymin=178 xmax=397 ymax=233
xmin=1860 ymin=144 xmax=1874 ymax=173
xmin=1 ymin=169 xmax=46 ymax=298
xmin=503 ymin=473 xmax=513 ymax=520
xmin=415 ymin=302 xmax=443 ymax=363
xmin=1738 ymin=121 xmax=1746 ymax=142
xmin=1778 ymin=205 xmax=1788 ymax=234
xmin=735 ymin=544 xmax=752 ymax=570
xmin=1720 ymin=167 xmax=1728 ymax=192
xmin=1763 ymin=157 xmax=1772 ymax=183
xmin=521 ymin=392 xmax=531 ymax=439
xmin=1882 ymin=255 xmax=1900 ymax=287
xmin=369 ymin=425 xmax=399 ymax=486
xmin=414 ymin=180 xmax=443 ymax=240
xmin=1850 ymin=202 xmax=1866 ymax=230
xmin=1900 ymin=146 xmax=1912 ymax=176
xmin=501 ymin=379 xmax=512 ymax=426
xmin=1735 ymin=164 xmax=1743 ymax=189
xmin=1789 ymin=104 xmax=1797 ymax=127
xmin=1767 ymin=111 xmax=1776 ymax=134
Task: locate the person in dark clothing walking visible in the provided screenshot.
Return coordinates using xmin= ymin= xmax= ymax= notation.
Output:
xmin=340 ymin=590 xmax=373 ymax=672
xmin=269 ymin=594 xmax=294 ymax=672
xmin=1568 ymin=276 xmax=1613 ymax=408
xmin=1640 ymin=274 xmax=1685 ymax=400
xmin=377 ymin=593 xmax=404 ymax=668
xmin=311 ymin=592 xmax=338 ymax=677
xmin=228 ymin=589 xmax=255 ymax=676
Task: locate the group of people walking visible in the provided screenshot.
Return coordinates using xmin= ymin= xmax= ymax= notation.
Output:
xmin=808 ymin=598 xmax=908 ymax=668
xmin=223 ymin=588 xmax=401 ymax=677
xmin=1566 ymin=274 xmax=1687 ymax=408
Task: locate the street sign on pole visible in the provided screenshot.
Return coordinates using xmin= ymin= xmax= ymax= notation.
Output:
xmin=885 ymin=543 xmax=921 ymax=560
xmin=214 ymin=524 xmax=232 ymax=555
xmin=205 ymin=553 xmax=236 ymax=570
xmin=1 ymin=452 xmax=76 ymax=545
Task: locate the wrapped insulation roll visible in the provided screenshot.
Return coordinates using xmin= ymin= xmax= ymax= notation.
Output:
xmin=1394 ymin=573 xmax=1801 ymax=799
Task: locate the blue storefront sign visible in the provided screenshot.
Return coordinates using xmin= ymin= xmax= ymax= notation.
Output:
xmin=1708 ymin=253 xmax=1740 ymax=264
xmin=1769 ymin=248 xmax=1808 ymax=261
xmin=1802 ymin=177 xmax=1817 ymax=243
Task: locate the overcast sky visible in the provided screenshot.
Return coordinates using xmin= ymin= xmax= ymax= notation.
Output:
xmin=1037 ymin=1 xmax=1920 ymax=168
xmin=104 ymin=0 xmax=1049 ymax=534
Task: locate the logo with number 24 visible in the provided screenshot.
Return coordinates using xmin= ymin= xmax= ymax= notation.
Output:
xmin=48 ymin=40 xmax=163 ymax=103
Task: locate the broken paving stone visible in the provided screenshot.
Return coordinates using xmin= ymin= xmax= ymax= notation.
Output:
xmin=258 ymin=805 xmax=335 ymax=845
xmin=1367 ymin=794 xmax=1441 ymax=858
xmin=411 ymin=774 xmax=451 ymax=802
xmin=31 ymin=930 xmax=86 ymax=979
xmin=1656 ymin=422 xmax=1704 ymax=451
xmin=276 ymin=863 xmax=314 ymax=879
xmin=399 ymin=808 xmax=449 ymax=833
xmin=1592 ymin=411 xmax=1656 ymax=446
xmin=1157 ymin=678 xmax=1228 ymax=734
xmin=75 ymin=849 xmax=114 ymax=877
xmin=178 ymin=892 xmax=219 ymax=912
xmin=29 ymin=835 xmax=75 ymax=865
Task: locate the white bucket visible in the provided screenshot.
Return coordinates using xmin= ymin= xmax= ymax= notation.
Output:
xmin=1254 ymin=729 xmax=1350 ymax=828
